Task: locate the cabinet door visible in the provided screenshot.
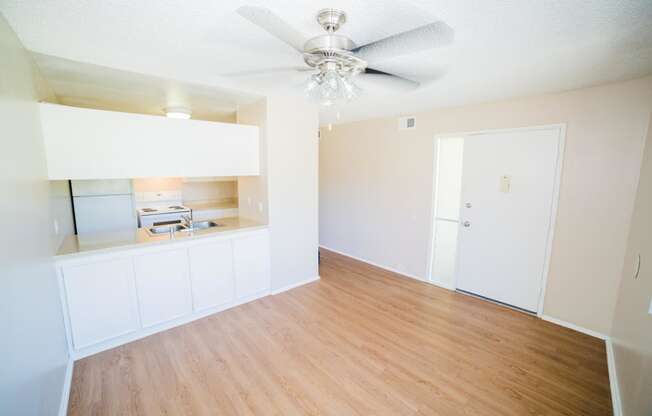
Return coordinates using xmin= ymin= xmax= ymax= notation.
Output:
xmin=63 ymin=258 xmax=139 ymax=349
xmin=134 ymin=249 xmax=192 ymax=327
xmin=233 ymin=231 xmax=271 ymax=299
xmin=188 ymin=241 xmax=234 ymax=311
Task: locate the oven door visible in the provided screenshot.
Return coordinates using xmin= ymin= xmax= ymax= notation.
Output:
xmin=139 ymin=212 xmax=186 ymax=228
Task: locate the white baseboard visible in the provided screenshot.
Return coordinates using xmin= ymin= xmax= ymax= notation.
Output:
xmin=605 ymin=337 xmax=623 ymax=416
xmin=58 ymin=357 xmax=74 ymax=416
xmin=272 ymin=276 xmax=320 ymax=295
xmin=319 ymin=245 xmax=427 ymax=283
xmin=320 ymin=245 xmax=456 ymax=292
xmin=540 ymin=314 xmax=608 ymax=340
xmin=429 ymin=280 xmax=455 ymax=291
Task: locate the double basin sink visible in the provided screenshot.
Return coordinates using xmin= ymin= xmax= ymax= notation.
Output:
xmin=147 ymin=220 xmax=224 ymax=236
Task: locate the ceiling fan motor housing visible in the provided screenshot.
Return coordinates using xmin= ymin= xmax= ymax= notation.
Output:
xmin=303 ymin=9 xmax=366 ymax=73
xmin=317 ymin=8 xmax=346 ymax=32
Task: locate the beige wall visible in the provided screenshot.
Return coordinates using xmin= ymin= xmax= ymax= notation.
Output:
xmin=610 ymin=115 xmax=652 ymax=415
xmin=237 ymin=99 xmax=269 ymax=223
xmin=320 ymin=76 xmax=652 ymax=335
xmin=132 ymin=177 xmax=183 ymax=192
xmin=132 ymin=177 xmax=237 ymax=202
xmin=0 ymin=14 xmax=69 ymax=415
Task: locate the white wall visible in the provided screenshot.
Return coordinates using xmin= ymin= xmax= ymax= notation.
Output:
xmin=267 ymin=96 xmax=319 ymax=291
xmin=0 ymin=14 xmax=70 ymax=415
xmin=610 ymin=115 xmax=652 ymax=416
xmin=320 ymin=76 xmax=652 ymax=335
xmin=50 ymin=180 xmax=75 ymax=246
xmin=237 ymin=97 xmax=319 ymax=291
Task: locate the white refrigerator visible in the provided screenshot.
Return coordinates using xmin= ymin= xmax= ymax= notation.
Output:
xmin=71 ymin=180 xmax=137 ymax=234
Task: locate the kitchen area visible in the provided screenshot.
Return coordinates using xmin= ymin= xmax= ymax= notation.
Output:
xmin=69 ymin=177 xmax=239 ymax=236
xmin=43 ymin=101 xmax=276 ymax=360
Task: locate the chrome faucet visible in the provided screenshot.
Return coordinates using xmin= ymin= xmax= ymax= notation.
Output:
xmin=181 ymin=214 xmax=193 ymax=231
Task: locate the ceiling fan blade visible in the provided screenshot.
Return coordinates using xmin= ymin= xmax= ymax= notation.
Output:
xmin=236 ymin=6 xmax=307 ymax=53
xmin=222 ymin=66 xmax=313 ymax=77
xmin=357 ymin=68 xmax=420 ymax=91
xmin=353 ymin=21 xmax=454 ymax=64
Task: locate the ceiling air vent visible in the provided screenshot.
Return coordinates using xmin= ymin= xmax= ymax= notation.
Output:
xmin=399 ymin=116 xmax=416 ymax=130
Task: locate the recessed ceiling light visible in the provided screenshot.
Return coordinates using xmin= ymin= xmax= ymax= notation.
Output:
xmin=165 ymin=107 xmax=191 ymax=119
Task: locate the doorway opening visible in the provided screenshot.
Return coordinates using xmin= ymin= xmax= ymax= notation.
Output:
xmin=428 ymin=126 xmax=565 ymax=315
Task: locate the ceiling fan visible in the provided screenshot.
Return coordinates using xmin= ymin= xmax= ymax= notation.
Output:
xmin=230 ymin=6 xmax=454 ymax=106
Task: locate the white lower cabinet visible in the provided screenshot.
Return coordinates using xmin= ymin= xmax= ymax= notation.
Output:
xmin=63 ymin=258 xmax=139 ymax=349
xmin=233 ymin=232 xmax=271 ymax=299
xmin=58 ymin=228 xmax=270 ymax=357
xmin=133 ymin=248 xmax=193 ymax=328
xmin=188 ymin=241 xmax=235 ymax=311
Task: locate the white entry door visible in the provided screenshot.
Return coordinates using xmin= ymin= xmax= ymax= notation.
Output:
xmin=456 ymin=127 xmax=562 ymax=312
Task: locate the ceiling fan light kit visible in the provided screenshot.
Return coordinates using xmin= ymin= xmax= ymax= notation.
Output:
xmin=302 ymin=9 xmax=365 ymax=106
xmin=234 ymin=6 xmax=454 ymax=108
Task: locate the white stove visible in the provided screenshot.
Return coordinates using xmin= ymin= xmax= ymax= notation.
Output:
xmin=137 ymin=205 xmax=191 ymax=228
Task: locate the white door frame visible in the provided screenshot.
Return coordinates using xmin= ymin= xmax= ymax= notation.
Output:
xmin=426 ymin=124 xmax=566 ymax=316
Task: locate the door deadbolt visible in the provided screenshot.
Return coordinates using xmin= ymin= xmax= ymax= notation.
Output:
xmin=465 ymin=202 xmax=472 ymax=208
xmin=463 ymin=221 xmax=471 ymax=227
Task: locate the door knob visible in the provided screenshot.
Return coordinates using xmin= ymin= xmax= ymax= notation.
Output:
xmin=463 ymin=221 xmax=471 ymax=227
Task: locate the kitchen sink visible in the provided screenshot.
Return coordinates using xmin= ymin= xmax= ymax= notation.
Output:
xmin=148 ymin=224 xmax=186 ymax=234
xmin=186 ymin=220 xmax=223 ymax=230
xmin=147 ymin=221 xmax=224 ymax=236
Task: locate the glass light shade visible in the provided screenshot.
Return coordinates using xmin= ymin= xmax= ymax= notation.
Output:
xmin=304 ymin=68 xmax=361 ymax=106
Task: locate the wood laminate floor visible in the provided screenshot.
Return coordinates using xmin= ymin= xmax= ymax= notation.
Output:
xmin=68 ymin=249 xmax=612 ymax=415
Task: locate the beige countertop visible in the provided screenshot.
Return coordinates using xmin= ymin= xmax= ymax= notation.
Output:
xmin=56 ymin=217 xmax=265 ymax=259
xmin=184 ymin=200 xmax=238 ymax=211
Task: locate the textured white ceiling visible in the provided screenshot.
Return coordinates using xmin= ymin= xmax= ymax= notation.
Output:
xmin=2 ymin=0 xmax=652 ymax=124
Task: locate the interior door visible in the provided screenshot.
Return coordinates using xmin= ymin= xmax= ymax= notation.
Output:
xmin=456 ymin=127 xmax=561 ymax=312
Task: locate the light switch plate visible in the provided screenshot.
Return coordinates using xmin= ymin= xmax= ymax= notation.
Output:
xmin=500 ymin=175 xmax=511 ymax=193
xmin=648 ymin=298 xmax=652 ymax=316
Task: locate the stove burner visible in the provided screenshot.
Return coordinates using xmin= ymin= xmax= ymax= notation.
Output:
xmin=141 ymin=208 xmax=157 ymax=212
xmin=168 ymin=206 xmax=185 ymax=210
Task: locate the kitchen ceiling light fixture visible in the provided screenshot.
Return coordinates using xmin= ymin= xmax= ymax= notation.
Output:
xmin=165 ymin=106 xmax=192 ymax=119
xmin=230 ymin=7 xmax=455 ymax=107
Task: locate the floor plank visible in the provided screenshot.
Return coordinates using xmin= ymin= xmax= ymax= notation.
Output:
xmin=68 ymin=248 xmax=612 ymax=415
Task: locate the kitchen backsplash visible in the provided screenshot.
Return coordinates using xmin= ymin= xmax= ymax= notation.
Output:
xmin=183 ymin=181 xmax=237 ymax=202
xmin=132 ymin=177 xmax=237 ymax=204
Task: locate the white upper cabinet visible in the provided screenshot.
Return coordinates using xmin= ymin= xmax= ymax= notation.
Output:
xmin=39 ymin=103 xmax=260 ymax=179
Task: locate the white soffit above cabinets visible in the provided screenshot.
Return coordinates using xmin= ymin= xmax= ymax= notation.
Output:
xmin=31 ymin=53 xmax=262 ymax=123
xmin=2 ymin=0 xmax=652 ymax=124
